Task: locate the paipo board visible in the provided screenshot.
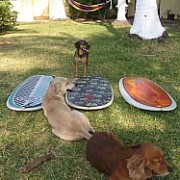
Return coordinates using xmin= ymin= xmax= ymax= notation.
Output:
xmin=119 ymin=77 xmax=176 ymax=111
xmin=65 ymin=76 xmax=114 ymax=110
xmin=6 ymin=75 xmax=53 ymax=111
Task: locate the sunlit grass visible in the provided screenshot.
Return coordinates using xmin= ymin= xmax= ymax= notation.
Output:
xmin=0 ymin=20 xmax=179 ymax=179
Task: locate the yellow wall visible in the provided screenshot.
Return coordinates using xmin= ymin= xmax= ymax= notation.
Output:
xmin=159 ymin=0 xmax=180 ymax=19
xmin=127 ymin=0 xmax=136 ymax=17
xmin=127 ymin=0 xmax=180 ymax=19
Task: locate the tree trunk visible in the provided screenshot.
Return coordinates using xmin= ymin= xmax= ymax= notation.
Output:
xmin=129 ymin=0 xmax=167 ymax=40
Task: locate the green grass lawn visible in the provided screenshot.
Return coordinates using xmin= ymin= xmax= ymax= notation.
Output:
xmin=0 ymin=20 xmax=179 ymax=180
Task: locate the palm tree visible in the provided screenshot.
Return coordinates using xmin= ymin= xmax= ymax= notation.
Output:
xmin=129 ymin=0 xmax=167 ymax=40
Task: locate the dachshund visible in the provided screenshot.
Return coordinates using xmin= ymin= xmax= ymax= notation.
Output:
xmin=87 ymin=132 xmax=172 ymax=180
xmin=74 ymin=40 xmax=90 ymax=78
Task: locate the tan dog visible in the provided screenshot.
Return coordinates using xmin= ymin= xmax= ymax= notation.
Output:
xmin=87 ymin=132 xmax=172 ymax=180
xmin=42 ymin=77 xmax=95 ymax=141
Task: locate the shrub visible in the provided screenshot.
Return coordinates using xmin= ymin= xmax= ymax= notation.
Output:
xmin=0 ymin=0 xmax=17 ymax=32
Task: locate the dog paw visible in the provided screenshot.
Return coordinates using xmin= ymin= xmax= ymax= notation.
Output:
xmin=88 ymin=130 xmax=95 ymax=135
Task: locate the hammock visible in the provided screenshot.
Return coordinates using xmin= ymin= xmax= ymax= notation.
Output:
xmin=66 ymin=0 xmax=112 ymax=12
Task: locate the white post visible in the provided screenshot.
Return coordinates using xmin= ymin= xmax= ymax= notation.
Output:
xmin=116 ymin=0 xmax=128 ymax=21
xmin=130 ymin=0 xmax=166 ymax=40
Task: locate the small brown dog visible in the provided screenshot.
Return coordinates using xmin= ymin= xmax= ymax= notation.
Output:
xmin=42 ymin=77 xmax=95 ymax=141
xmin=87 ymin=132 xmax=172 ymax=180
xmin=74 ymin=40 xmax=90 ymax=78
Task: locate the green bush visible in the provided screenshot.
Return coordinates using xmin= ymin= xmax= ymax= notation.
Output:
xmin=0 ymin=0 xmax=17 ymax=32
xmin=67 ymin=0 xmax=117 ymax=20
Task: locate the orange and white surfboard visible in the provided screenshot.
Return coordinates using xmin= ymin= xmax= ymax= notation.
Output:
xmin=119 ymin=77 xmax=176 ymax=111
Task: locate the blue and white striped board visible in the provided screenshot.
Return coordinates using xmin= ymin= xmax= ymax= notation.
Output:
xmin=6 ymin=75 xmax=53 ymax=111
xmin=65 ymin=76 xmax=114 ymax=110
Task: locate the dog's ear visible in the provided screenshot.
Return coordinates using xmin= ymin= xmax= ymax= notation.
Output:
xmin=53 ymin=83 xmax=61 ymax=94
xmin=74 ymin=41 xmax=80 ymax=49
xmin=127 ymin=154 xmax=152 ymax=179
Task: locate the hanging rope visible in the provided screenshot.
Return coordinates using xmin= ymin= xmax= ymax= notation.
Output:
xmin=66 ymin=0 xmax=112 ymax=12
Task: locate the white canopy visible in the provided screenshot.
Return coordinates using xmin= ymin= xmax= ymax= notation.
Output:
xmin=11 ymin=0 xmax=67 ymax=21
